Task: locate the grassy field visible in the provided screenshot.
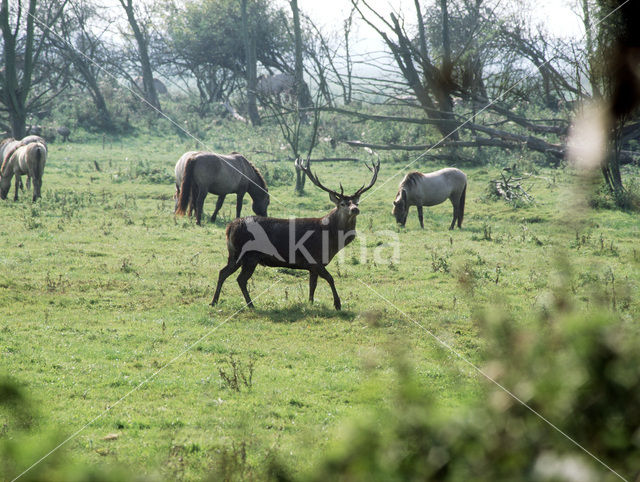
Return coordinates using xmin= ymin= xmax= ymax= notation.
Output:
xmin=1 ymin=128 xmax=639 ymax=480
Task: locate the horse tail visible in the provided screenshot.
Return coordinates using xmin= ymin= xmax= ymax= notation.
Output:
xmin=176 ymin=155 xmax=197 ymax=216
xmin=458 ymin=182 xmax=466 ymax=228
xmin=33 ymin=144 xmax=45 ymax=180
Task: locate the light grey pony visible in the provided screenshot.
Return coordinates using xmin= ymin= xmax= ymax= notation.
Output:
xmin=392 ymin=168 xmax=467 ymax=229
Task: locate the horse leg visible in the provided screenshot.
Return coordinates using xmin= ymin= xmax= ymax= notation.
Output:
xmin=236 ymin=257 xmax=259 ymax=308
xmin=317 ymin=265 xmax=341 ymax=310
xmin=32 ymin=178 xmax=41 ymax=202
xmin=211 ymin=194 xmax=226 ymax=223
xmin=416 ymin=205 xmax=424 ymax=229
xmin=449 ymin=199 xmax=458 ymax=230
xmin=211 ymin=256 xmax=242 ymax=305
xmin=13 ymin=175 xmax=20 ymax=201
xmin=235 ymin=192 xmax=245 ymax=219
xmin=309 ymin=270 xmax=318 ymax=303
xmin=195 ymin=190 xmax=207 ymax=225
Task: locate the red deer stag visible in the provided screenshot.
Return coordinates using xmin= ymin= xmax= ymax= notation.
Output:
xmin=211 ymin=158 xmax=380 ymax=310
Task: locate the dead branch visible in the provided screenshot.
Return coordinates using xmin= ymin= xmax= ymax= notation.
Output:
xmin=488 ymin=165 xmax=535 ymax=203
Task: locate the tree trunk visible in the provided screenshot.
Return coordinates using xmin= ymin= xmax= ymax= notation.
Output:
xmin=71 ymin=53 xmax=114 ymax=130
xmin=242 ymin=0 xmax=260 ymax=125
xmin=435 ymin=0 xmax=458 ymax=140
xmin=343 ymin=8 xmax=354 ymax=105
xmin=1 ymin=0 xmax=36 ymax=139
xmin=290 ymin=0 xmax=309 ymax=110
xmin=607 ymin=124 xmax=624 ymax=194
xmin=119 ymin=0 xmax=161 ymax=112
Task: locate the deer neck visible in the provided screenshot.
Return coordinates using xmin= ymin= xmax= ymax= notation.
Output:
xmin=323 ymin=208 xmax=357 ymax=232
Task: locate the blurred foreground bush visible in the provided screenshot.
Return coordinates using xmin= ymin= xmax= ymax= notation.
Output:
xmin=286 ymin=304 xmax=640 ymax=482
xmin=3 ymin=302 xmax=639 ymax=481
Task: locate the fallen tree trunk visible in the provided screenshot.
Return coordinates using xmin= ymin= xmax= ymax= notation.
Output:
xmin=346 ymin=135 xmax=565 ymax=160
xmin=260 ymin=157 xmax=362 ymax=163
xmin=328 ymin=106 xmax=565 ymax=159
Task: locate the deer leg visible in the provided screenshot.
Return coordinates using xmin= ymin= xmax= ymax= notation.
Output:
xmin=416 ymin=205 xmax=424 ymax=229
xmin=235 ymin=192 xmax=245 ymax=219
xmin=236 ymin=258 xmax=258 ymax=308
xmin=195 ymin=190 xmax=207 ymax=225
xmin=211 ymin=194 xmax=226 ymax=223
xmin=211 ymin=257 xmax=242 ymax=305
xmin=309 ymin=271 xmax=318 ymax=303
xmin=317 ymin=266 xmax=341 ymax=310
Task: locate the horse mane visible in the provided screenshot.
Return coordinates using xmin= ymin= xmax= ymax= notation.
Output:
xmin=1 ymin=143 xmax=20 ymax=174
xmin=394 ymin=171 xmax=422 ymax=200
xmin=401 ymin=171 xmax=423 ymax=189
xmin=0 ymin=137 xmax=14 ymax=149
xmin=240 ymin=155 xmax=267 ymax=194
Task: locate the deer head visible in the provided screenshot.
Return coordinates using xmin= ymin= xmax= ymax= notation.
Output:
xmin=295 ymin=157 xmax=380 ymax=222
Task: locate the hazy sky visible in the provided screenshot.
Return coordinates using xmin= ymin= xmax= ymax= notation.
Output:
xmin=295 ymin=0 xmax=584 ymax=46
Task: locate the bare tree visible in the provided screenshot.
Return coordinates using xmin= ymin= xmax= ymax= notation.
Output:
xmin=242 ymin=0 xmax=260 ymax=125
xmin=49 ymin=0 xmax=115 ymax=130
xmin=352 ymin=0 xmax=459 ymax=139
xmin=301 ymin=5 xmax=357 ymax=107
xmin=260 ymin=91 xmax=322 ymax=194
xmin=118 ymin=0 xmax=160 ymax=111
xmin=290 ymin=0 xmax=309 ymax=110
xmin=0 ymin=0 xmax=68 ymax=137
xmin=341 ymin=0 xmax=581 ymax=163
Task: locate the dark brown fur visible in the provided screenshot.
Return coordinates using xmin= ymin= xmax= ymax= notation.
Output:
xmin=211 ymin=159 xmax=379 ymax=310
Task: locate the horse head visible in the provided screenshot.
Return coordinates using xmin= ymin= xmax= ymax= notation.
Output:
xmin=0 ymin=175 xmax=11 ymax=200
xmin=392 ymin=189 xmax=408 ymax=226
xmin=251 ymin=189 xmax=270 ymax=216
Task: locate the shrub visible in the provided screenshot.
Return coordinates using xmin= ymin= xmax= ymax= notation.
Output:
xmin=286 ymin=302 xmax=640 ymax=481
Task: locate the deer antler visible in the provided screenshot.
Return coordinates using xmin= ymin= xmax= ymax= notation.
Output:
xmin=295 ymin=157 xmax=342 ymax=197
xmin=353 ymin=160 xmax=381 ymax=197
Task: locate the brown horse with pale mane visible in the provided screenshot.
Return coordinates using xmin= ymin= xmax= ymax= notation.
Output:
xmin=1 ymin=136 xmax=47 ymax=191
xmin=175 ymin=151 xmax=269 ymax=225
xmin=0 ymin=142 xmax=47 ymax=201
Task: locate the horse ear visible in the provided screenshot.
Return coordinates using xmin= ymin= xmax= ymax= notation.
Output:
xmin=401 ymin=190 xmax=407 ymax=202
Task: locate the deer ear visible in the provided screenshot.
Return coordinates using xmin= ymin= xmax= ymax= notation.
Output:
xmin=329 ymin=192 xmax=340 ymax=204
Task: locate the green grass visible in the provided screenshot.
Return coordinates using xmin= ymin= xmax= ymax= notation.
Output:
xmin=1 ymin=132 xmax=639 ymax=480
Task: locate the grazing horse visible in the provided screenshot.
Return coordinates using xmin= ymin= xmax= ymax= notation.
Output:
xmin=392 ymin=168 xmax=467 ymax=229
xmin=1 ymin=138 xmax=19 ymax=165
xmin=175 ymin=151 xmax=269 ymax=225
xmin=0 ymin=142 xmax=47 ymax=201
xmin=1 ymin=136 xmax=47 ymax=191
